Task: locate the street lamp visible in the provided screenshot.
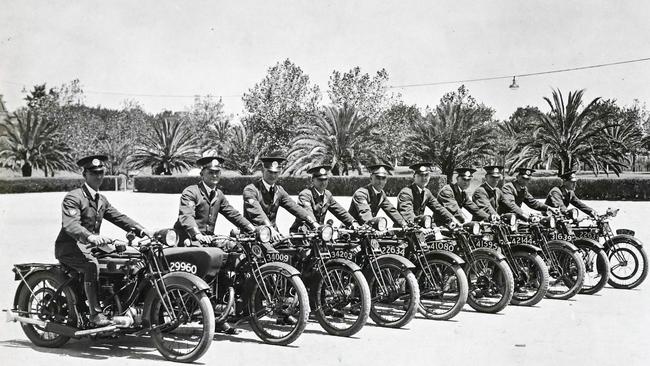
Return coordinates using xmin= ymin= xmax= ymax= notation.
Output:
xmin=509 ymin=76 xmax=519 ymax=89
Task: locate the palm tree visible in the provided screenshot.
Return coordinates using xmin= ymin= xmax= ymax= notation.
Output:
xmin=225 ymin=124 xmax=265 ymax=175
xmin=0 ymin=109 xmax=76 ymax=176
xmin=510 ymin=89 xmax=626 ymax=175
xmin=285 ymin=104 xmax=383 ymax=176
xmin=410 ymin=101 xmax=494 ymax=182
xmin=128 ymin=116 xmax=200 ymax=175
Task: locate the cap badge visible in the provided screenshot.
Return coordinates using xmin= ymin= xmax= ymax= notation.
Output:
xmin=419 ymin=166 xmax=428 ymax=172
xmin=319 ymin=168 xmax=326 ymax=175
xmin=493 ymin=168 xmax=499 ymax=173
xmin=271 ymin=161 xmax=279 ymax=168
xmin=91 ymin=159 xmax=101 ymax=166
xmin=526 ymin=170 xmax=531 ymax=175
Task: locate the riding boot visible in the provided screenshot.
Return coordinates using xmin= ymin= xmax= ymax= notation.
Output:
xmin=84 ymin=282 xmax=112 ymax=326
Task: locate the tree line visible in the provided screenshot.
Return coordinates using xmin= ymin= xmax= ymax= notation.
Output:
xmin=1 ymin=59 xmax=649 ymax=179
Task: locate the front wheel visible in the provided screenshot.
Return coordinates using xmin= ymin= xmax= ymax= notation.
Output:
xmin=149 ymin=283 xmax=215 ymax=363
xmin=366 ymin=262 xmax=419 ymax=328
xmin=415 ymin=259 xmax=468 ymax=320
xmin=509 ymin=251 xmax=549 ymax=306
xmin=545 ymin=245 xmax=585 ymax=300
xmin=312 ymin=264 xmax=371 ymax=337
xmin=466 ymin=253 xmax=514 ymax=313
xmin=607 ymin=243 xmax=648 ymax=289
xmin=579 ymin=246 xmax=610 ymax=295
xmin=248 ymin=268 xmax=310 ymax=345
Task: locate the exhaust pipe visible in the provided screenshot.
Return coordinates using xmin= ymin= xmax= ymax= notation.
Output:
xmin=5 ymin=309 xmax=117 ymax=337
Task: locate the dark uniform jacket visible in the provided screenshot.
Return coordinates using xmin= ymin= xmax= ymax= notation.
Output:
xmin=290 ymin=186 xmax=357 ymax=232
xmin=437 ymin=183 xmax=490 ymax=223
xmin=348 ymin=184 xmax=405 ymax=226
xmin=55 ymin=185 xmax=143 ymax=260
xmin=499 ymin=181 xmax=550 ymax=220
xmin=173 ymin=183 xmax=253 ymax=242
xmin=545 ymin=186 xmax=595 ymax=216
xmin=472 ymin=183 xmax=502 ymax=219
xmin=397 ymin=183 xmax=456 ymax=226
xmin=243 ymin=179 xmax=315 ymax=228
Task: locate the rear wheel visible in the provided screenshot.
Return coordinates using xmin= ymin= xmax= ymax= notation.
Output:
xmin=366 ymin=262 xmax=419 ymax=328
xmin=466 ymin=253 xmax=514 ymax=313
xmin=545 ymin=244 xmax=585 ymax=300
xmin=312 ymin=264 xmax=371 ymax=337
xmin=149 ymin=283 xmax=215 ymax=363
xmin=16 ymin=271 xmax=77 ymax=348
xmin=510 ymin=251 xmax=549 ymax=306
xmin=416 ymin=259 xmax=468 ymax=320
xmin=607 ymin=243 xmax=648 ymax=289
xmin=579 ymin=246 xmax=609 ymax=295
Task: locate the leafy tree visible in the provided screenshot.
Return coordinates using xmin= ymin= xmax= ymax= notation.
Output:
xmin=225 ymin=123 xmax=265 ymax=175
xmin=285 ymin=104 xmax=384 ymax=176
xmin=0 ymin=109 xmax=76 ymax=176
xmin=186 ymin=95 xmax=233 ymax=154
xmin=410 ymin=86 xmax=495 ymax=181
xmin=493 ymin=106 xmax=542 ymax=165
xmin=128 ymin=114 xmax=201 ymax=175
xmin=241 ymin=59 xmax=321 ymax=150
xmin=510 ymin=89 xmax=626 ymax=175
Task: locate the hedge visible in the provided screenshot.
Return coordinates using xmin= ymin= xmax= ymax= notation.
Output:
xmin=0 ymin=176 xmax=126 ymax=194
xmin=134 ymin=175 xmax=448 ymax=196
xmin=502 ymin=176 xmax=650 ymax=200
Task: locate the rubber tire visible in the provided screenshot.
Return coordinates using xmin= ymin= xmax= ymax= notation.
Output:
xmin=416 ymin=260 xmax=468 ymax=321
xmin=607 ymin=245 xmax=649 ymax=289
xmin=149 ymin=283 xmax=215 ymax=363
xmin=545 ymin=245 xmax=585 ymax=300
xmin=16 ymin=271 xmax=75 ymax=348
xmin=313 ymin=265 xmax=371 ymax=337
xmin=248 ymin=270 xmax=310 ymax=345
xmin=367 ymin=263 xmax=419 ymax=328
xmin=509 ymin=251 xmax=549 ymax=306
xmin=466 ymin=253 xmax=514 ymax=313
xmin=578 ymin=246 xmax=610 ymax=295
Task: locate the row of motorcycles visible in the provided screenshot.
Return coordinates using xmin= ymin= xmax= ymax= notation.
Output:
xmin=5 ymin=207 xmax=647 ymax=362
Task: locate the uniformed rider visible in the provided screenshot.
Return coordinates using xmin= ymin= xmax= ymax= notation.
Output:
xmin=499 ymin=167 xmax=559 ymax=220
xmin=437 ymin=168 xmax=491 ymax=223
xmin=545 ymin=170 xmax=598 ymax=218
xmin=55 ymin=155 xmax=152 ymax=326
xmin=472 ymin=165 xmax=504 ymax=220
xmin=348 ymin=163 xmax=406 ymax=227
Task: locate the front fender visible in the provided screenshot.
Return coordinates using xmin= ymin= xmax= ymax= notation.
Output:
xmin=142 ymin=272 xmax=211 ymax=328
xmin=604 ymin=234 xmax=644 ymax=252
xmin=425 ymin=250 xmax=467 ymax=266
xmin=375 ymin=254 xmax=416 ymax=270
xmin=470 ymin=247 xmax=506 ymax=262
xmin=258 ymin=262 xmax=302 ymax=278
xmin=510 ymin=243 xmax=543 ymax=256
xmin=325 ymin=258 xmax=363 ymax=272
xmin=573 ymin=237 xmax=604 ymax=251
xmin=547 ymin=239 xmax=580 ymax=253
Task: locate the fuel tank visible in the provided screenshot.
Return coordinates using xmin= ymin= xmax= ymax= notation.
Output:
xmin=163 ymin=246 xmax=228 ymax=280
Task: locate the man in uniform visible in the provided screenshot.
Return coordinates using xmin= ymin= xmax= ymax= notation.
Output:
xmin=289 ymin=165 xmax=358 ymax=232
xmin=499 ymin=167 xmax=559 ymax=220
xmin=437 ymin=168 xmax=491 ymax=223
xmin=55 ymin=155 xmax=152 ymax=326
xmin=172 ymin=155 xmax=256 ymax=334
xmin=472 ymin=165 xmax=504 ymax=219
xmin=349 ymin=163 xmax=406 ymax=227
xmin=243 ymin=153 xmax=319 ymax=241
xmin=397 ymin=162 xmax=459 ymax=227
xmin=545 ymin=170 xmax=598 ymax=218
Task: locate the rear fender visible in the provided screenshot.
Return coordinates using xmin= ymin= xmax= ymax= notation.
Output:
xmin=12 ymin=266 xmax=71 ymax=309
xmin=424 ymin=250 xmax=467 ymax=266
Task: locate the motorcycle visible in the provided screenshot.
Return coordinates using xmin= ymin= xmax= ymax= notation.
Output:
xmin=332 ymin=217 xmax=420 ymax=328
xmin=164 ymin=226 xmax=310 ymax=346
xmin=379 ymin=215 xmax=469 ymax=321
xmin=473 ymin=214 xmax=549 ymax=307
xmin=571 ymin=208 xmax=648 ymax=290
xmin=272 ymin=225 xmax=371 ymax=337
xmin=514 ymin=215 xmax=585 ymax=300
xmin=6 ymin=229 xmax=215 ymax=363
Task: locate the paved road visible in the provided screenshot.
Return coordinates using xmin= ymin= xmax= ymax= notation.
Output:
xmin=0 ymin=192 xmax=648 ymax=366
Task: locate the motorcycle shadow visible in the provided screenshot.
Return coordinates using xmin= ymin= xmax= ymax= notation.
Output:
xmin=0 ymin=336 xmax=165 ymax=362
xmin=214 ymin=324 xmax=299 ymax=348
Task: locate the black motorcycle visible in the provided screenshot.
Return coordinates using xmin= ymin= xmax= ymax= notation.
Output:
xmin=164 ymin=226 xmax=310 ymax=346
xmin=379 ymin=216 xmax=468 ymax=321
xmin=272 ymin=225 xmax=371 ymax=337
xmin=6 ymin=229 xmax=215 ymax=363
xmin=571 ymin=208 xmax=648 ymax=290
xmin=332 ymin=217 xmax=420 ymax=328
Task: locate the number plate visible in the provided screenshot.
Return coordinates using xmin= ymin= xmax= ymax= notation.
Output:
xmin=573 ymin=228 xmax=600 ymax=241
xmin=428 ymin=241 xmax=456 ymax=252
xmin=331 ymin=250 xmax=355 ymax=261
xmin=266 ymin=252 xmax=291 ymax=264
xmin=548 ymin=232 xmax=575 ymax=241
xmin=509 ymin=235 xmax=534 ymax=245
xmin=474 ymin=240 xmax=498 ymax=250
xmin=169 ymin=261 xmax=198 ymax=274
xmin=379 ymin=245 xmax=405 ymax=256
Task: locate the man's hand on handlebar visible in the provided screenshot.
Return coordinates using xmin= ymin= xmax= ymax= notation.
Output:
xmin=270 ymin=227 xmax=283 ymax=242
xmin=87 ymin=234 xmax=112 ymax=246
xmin=195 ymin=234 xmax=213 ymax=245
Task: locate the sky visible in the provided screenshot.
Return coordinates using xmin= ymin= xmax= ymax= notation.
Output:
xmin=1 ymin=0 xmax=649 ymax=120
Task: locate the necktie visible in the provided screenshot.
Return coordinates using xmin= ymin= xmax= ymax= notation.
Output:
xmin=269 ymin=185 xmax=276 ymax=196
xmin=94 ymin=193 xmax=99 ymax=204
xmin=208 ymin=190 xmax=215 ymax=202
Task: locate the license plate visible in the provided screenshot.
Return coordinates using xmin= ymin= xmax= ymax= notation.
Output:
xmin=573 ymin=229 xmax=599 ymax=240
xmin=331 ymin=250 xmax=355 ymax=261
xmin=428 ymin=241 xmax=456 ymax=252
xmin=379 ymin=245 xmax=405 ymax=256
xmin=509 ymin=235 xmax=534 ymax=245
xmin=266 ymin=252 xmax=291 ymax=264
xmin=475 ymin=240 xmax=498 ymax=250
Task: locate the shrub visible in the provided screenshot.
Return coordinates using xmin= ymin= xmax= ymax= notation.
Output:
xmin=0 ymin=176 xmax=126 ymax=194
xmin=134 ymin=175 xmax=448 ymax=196
xmin=501 ymin=176 xmax=650 ymax=200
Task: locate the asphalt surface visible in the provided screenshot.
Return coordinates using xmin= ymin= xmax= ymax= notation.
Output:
xmin=0 ymin=192 xmax=648 ymax=366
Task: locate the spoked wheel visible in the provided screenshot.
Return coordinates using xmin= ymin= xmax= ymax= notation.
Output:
xmin=312 ymin=264 xmax=371 ymax=337
xmin=466 ymin=254 xmax=514 ymax=313
xmin=248 ymin=268 xmax=310 ymax=345
xmin=579 ymin=246 xmax=610 ymax=295
xmin=415 ymin=259 xmax=468 ymax=320
xmin=545 ymin=245 xmax=585 ymax=300
xmin=149 ymin=283 xmax=215 ymax=363
xmin=366 ymin=262 xmax=419 ymax=328
xmin=607 ymin=243 xmax=648 ymax=289
xmin=509 ymin=251 xmax=549 ymax=306
xmin=16 ymin=271 xmax=77 ymax=348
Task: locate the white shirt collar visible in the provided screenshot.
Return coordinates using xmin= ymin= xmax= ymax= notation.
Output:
xmin=202 ymin=181 xmax=216 ymax=195
xmin=485 ymin=182 xmax=497 ymax=191
xmin=261 ymin=179 xmax=274 ymax=192
xmin=415 ymin=185 xmax=424 ymax=194
xmin=84 ymin=183 xmax=99 ymax=199
xmin=313 ymin=187 xmax=325 ymax=197
xmin=372 ymin=186 xmax=382 ymax=195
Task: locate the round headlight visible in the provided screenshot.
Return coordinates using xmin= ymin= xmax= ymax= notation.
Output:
xmin=463 ymin=222 xmax=480 ymax=235
xmin=375 ymin=217 xmax=388 ymax=231
xmin=154 ymin=229 xmax=178 ymax=246
xmin=422 ymin=215 xmax=432 ymax=229
xmin=320 ymin=226 xmax=333 ymax=241
xmin=257 ymin=226 xmax=271 ymax=243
